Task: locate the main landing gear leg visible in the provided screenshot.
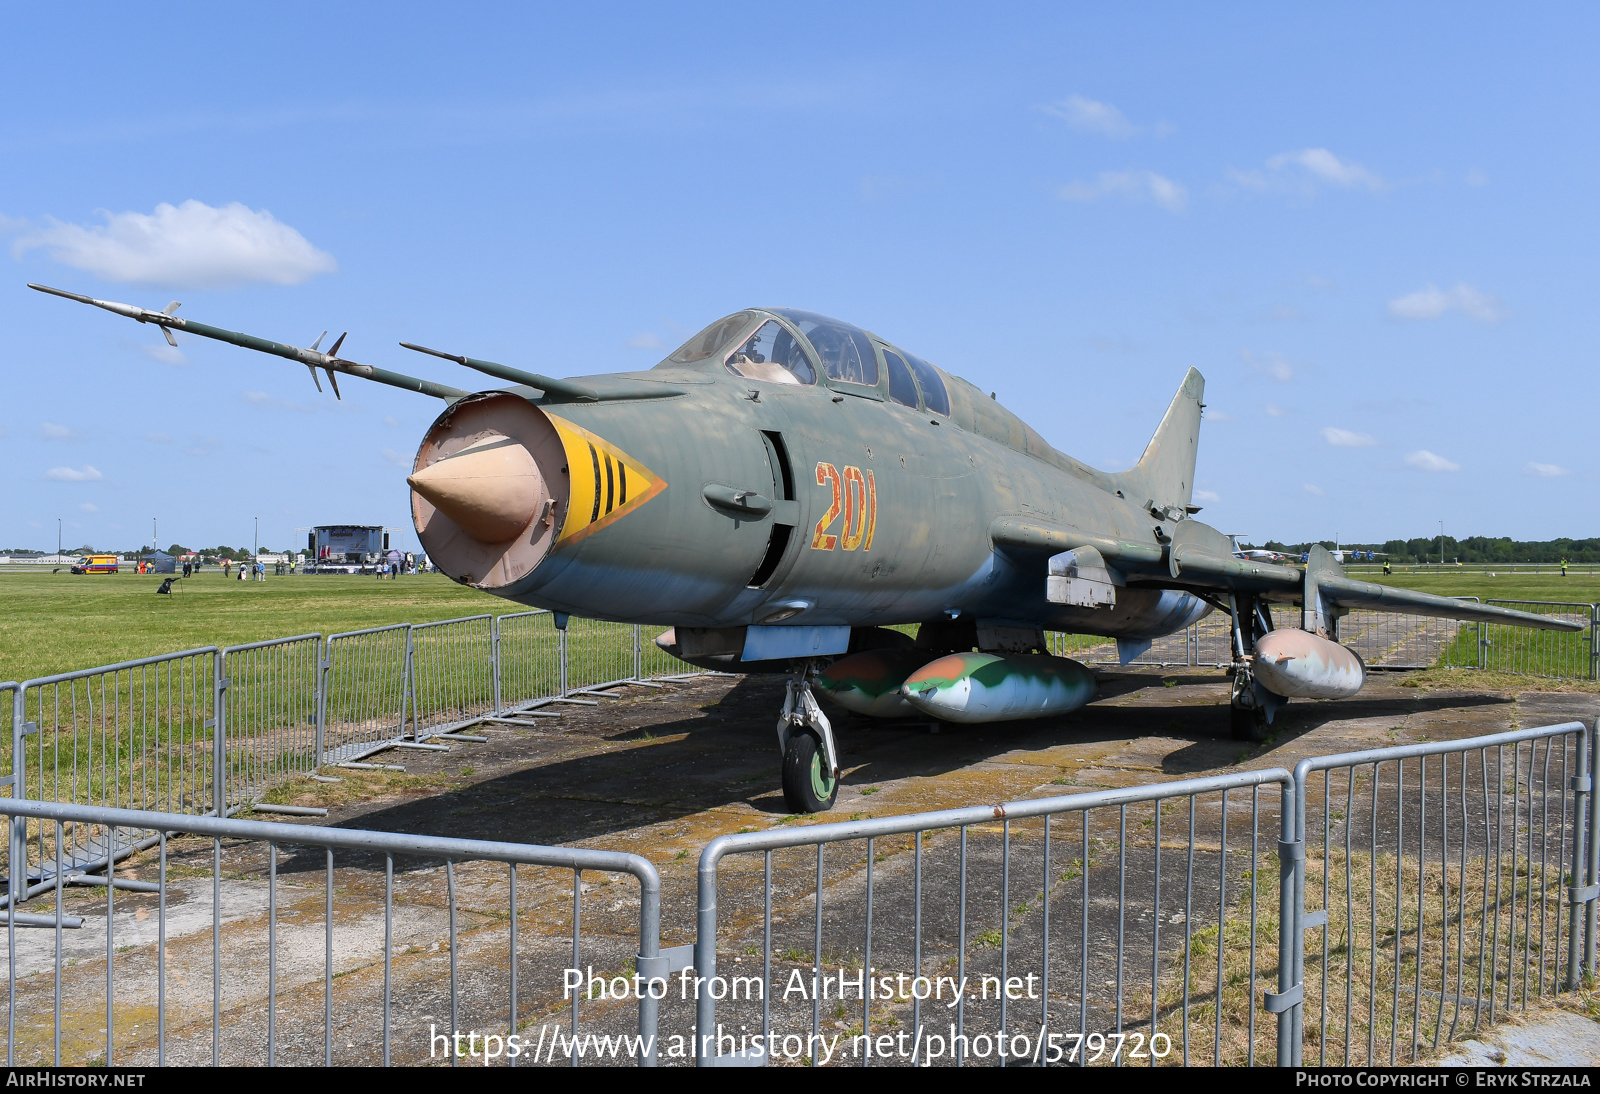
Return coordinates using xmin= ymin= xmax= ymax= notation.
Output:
xmin=778 ymin=663 xmax=840 ymax=814
xmin=1228 ymin=593 xmax=1274 ymax=743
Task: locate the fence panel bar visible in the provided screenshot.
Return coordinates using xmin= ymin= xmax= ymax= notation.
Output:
xmin=0 ymin=797 xmax=662 ymax=1067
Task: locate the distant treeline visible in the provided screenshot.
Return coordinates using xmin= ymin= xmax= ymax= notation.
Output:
xmin=12 ymin=544 xmax=289 ymax=561
xmin=1254 ymin=537 xmax=1600 ymax=564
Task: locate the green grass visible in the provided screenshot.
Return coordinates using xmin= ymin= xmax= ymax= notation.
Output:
xmin=1350 ymin=570 xmax=1600 ymax=604
xmin=0 ymin=570 xmax=493 ymax=683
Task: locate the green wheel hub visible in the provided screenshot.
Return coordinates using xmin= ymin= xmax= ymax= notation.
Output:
xmin=810 ymin=748 xmax=837 ymax=801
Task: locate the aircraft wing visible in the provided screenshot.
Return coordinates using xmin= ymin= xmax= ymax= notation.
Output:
xmin=990 ymin=517 xmax=1583 ymax=633
xmin=1311 ymin=575 xmax=1583 ymax=630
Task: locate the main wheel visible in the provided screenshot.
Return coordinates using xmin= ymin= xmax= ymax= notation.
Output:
xmin=781 ymin=731 xmax=838 ymax=814
xmin=1230 ymin=702 xmax=1270 ymax=743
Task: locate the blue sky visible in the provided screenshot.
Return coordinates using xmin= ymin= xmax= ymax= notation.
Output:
xmin=2 ymin=3 xmax=1594 ymax=553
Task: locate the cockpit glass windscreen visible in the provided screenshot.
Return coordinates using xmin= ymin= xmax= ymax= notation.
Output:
xmin=668 ymin=311 xmax=760 ymax=364
xmin=882 ymin=348 xmax=919 ymax=407
xmin=770 ymin=309 xmax=879 ymax=386
xmin=723 ymin=320 xmax=816 ymax=384
xmin=904 ymin=353 xmax=950 ymax=416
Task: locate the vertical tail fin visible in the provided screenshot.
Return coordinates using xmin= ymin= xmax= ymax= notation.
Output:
xmin=1111 ymin=367 xmax=1204 ymax=517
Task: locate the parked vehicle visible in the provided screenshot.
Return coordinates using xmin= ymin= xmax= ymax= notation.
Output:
xmin=70 ymin=554 xmax=119 ymax=574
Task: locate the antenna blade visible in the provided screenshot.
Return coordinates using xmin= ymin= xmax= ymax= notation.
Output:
xmin=310 ymin=330 xmax=327 ymax=352
xmin=326 ymin=368 xmax=341 ymax=399
xmin=163 ymin=328 xmax=178 ymax=348
xmin=306 ymin=364 xmax=324 ymax=393
xmin=328 ymin=332 xmax=347 ymax=358
xmin=161 ymin=301 xmax=182 ymax=316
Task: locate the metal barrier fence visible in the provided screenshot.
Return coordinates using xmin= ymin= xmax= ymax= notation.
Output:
xmin=1060 ymin=598 xmax=1600 ymax=680
xmin=495 ymin=611 xmax=563 ymax=714
xmin=1480 ymin=601 xmax=1598 ymax=681
xmin=1 ymin=683 xmax=15 ymax=805
xmin=408 ymin=615 xmax=496 ymax=740
xmin=1287 ymin=721 xmax=1596 ymax=1066
xmin=219 ymin=635 xmax=321 ymax=812
xmin=693 ymin=769 xmax=1297 ymax=1067
xmin=564 ymin=617 xmax=643 ymax=695
xmin=321 ymin=624 xmax=412 ymax=765
xmin=4 ymin=614 xmax=692 ymax=874
xmin=8 ymin=650 xmax=219 ymax=907
xmin=1 ymin=797 xmax=666 ymax=1067
xmin=1063 ymin=604 xmax=1484 ymax=672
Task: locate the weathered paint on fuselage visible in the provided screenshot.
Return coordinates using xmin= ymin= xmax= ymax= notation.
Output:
xmin=456 ymin=321 xmax=1209 ymax=641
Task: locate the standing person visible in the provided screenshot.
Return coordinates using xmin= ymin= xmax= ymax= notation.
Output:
xmin=386 ymin=547 xmax=402 ymax=579
xmin=222 ymin=558 xmax=231 ymax=580
xmin=1561 ymin=558 xmax=1569 ymax=577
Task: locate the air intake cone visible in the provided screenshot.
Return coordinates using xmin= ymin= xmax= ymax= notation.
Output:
xmin=407 ymin=433 xmax=546 ymax=543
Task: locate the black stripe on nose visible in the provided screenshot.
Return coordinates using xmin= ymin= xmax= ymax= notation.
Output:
xmin=588 ymin=443 xmax=602 ymax=524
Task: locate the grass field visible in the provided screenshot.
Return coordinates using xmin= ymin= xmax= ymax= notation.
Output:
xmin=0 ymin=570 xmax=493 ymax=684
xmin=2 ymin=568 xmax=1596 ymax=687
xmin=1345 ymin=571 xmax=1600 ymax=604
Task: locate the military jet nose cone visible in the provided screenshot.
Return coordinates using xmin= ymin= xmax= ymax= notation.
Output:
xmin=407 ymin=433 xmax=547 ymax=543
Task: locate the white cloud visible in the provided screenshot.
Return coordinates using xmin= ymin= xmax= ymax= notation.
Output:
xmin=1040 ymin=95 xmax=1136 ymax=138
xmin=1466 ymin=168 xmax=1490 ymax=187
xmin=1230 ymin=148 xmax=1384 ymax=194
xmin=1193 ymin=489 xmax=1221 ymax=503
xmin=45 ymin=465 xmax=102 ymax=482
xmin=1405 ymin=449 xmax=1460 ymax=472
xmin=10 ymin=200 xmax=336 ymax=289
xmin=1204 ymin=409 xmax=1233 ymax=422
xmin=1059 ymin=170 xmax=1187 ymax=212
xmin=627 ymin=332 xmax=664 ymax=350
xmin=380 ymin=447 xmax=412 ymax=468
xmin=140 ymin=342 xmax=187 ymax=366
xmin=1321 ymin=427 xmax=1378 ymax=448
xmin=242 ymin=390 xmax=312 ymax=413
xmin=1241 ymin=349 xmax=1293 ymax=382
xmin=1525 ymin=462 xmax=1569 ymax=478
xmin=1274 ymin=148 xmax=1383 ymax=190
xmin=1303 ymin=484 xmax=1325 ymax=496
xmin=383 ymin=415 xmax=401 ymax=427
xmin=1263 ymin=404 xmax=1290 ymax=418
xmin=41 ymin=421 xmax=76 ymax=440
xmin=141 ymin=432 xmax=173 ymax=443
xmin=1386 ymin=283 xmax=1508 ymax=323
xmin=79 ymin=502 xmax=97 ymax=513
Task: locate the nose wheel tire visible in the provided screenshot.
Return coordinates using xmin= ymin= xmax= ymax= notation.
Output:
xmin=781 ymin=731 xmax=838 ymax=814
xmin=1230 ymin=701 xmax=1270 ymax=742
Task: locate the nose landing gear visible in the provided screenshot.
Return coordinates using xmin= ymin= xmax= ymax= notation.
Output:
xmin=778 ymin=664 xmax=840 ymax=813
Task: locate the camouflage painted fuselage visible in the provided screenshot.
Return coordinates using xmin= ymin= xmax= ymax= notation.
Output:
xmin=444 ymin=312 xmax=1210 ymax=642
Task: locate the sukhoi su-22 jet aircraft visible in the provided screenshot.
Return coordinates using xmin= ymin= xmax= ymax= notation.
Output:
xmin=32 ymin=284 xmax=1579 ymax=813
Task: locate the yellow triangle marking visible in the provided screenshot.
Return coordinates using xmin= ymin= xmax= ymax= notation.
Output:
xmin=544 ymin=412 xmax=668 ymax=545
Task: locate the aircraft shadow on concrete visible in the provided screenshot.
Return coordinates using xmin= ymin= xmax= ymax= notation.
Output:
xmin=273 ymin=677 xmax=1511 ymax=876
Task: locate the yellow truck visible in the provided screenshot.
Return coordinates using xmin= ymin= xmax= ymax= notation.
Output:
xmin=70 ymin=554 xmax=119 ymax=574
